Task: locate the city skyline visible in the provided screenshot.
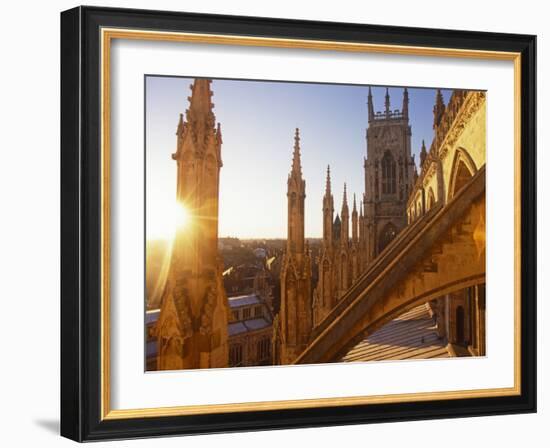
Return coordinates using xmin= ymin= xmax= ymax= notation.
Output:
xmin=145 ymin=76 xmax=452 ymax=240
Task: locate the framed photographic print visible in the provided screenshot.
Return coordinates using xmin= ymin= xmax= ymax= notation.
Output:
xmin=60 ymin=6 xmax=537 ymax=442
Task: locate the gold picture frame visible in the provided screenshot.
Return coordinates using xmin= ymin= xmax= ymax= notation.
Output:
xmin=61 ymin=6 xmax=536 ymax=441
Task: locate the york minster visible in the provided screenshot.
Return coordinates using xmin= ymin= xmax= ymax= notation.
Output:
xmin=145 ymin=76 xmax=486 ymax=370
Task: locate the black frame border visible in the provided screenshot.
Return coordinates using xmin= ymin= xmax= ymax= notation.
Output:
xmin=60 ymin=6 xmax=537 ymax=442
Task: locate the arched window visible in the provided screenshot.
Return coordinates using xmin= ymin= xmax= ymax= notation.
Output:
xmin=448 ymin=148 xmax=477 ymax=200
xmin=381 ymin=151 xmax=396 ymax=195
xmin=256 ymin=337 xmax=271 ymax=364
xmin=322 ymin=260 xmax=331 ymax=306
xmin=289 ymin=192 xmax=297 ymax=245
xmin=456 ymin=306 xmax=465 ymax=344
xmin=426 ymin=188 xmax=436 ymax=211
xmin=378 ymin=222 xmax=397 ymax=254
xmin=452 ymin=161 xmax=473 ymax=197
xmin=340 ymin=254 xmax=348 ymax=291
xmin=229 ymin=344 xmax=243 ymax=367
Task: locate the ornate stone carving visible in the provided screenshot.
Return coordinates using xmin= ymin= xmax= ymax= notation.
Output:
xmin=437 ymin=92 xmax=486 ymax=158
xmin=199 ymin=284 xmax=218 ymax=335
xmin=408 ymin=91 xmax=486 ymax=213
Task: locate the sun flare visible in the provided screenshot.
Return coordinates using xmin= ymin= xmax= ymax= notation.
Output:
xmin=174 ymin=202 xmax=190 ymax=230
xmin=147 ymin=200 xmax=191 ymax=241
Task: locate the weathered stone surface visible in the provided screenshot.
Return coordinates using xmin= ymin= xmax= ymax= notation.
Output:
xmin=155 ymin=79 xmax=229 ymax=370
xmin=275 ymin=129 xmax=313 ymax=365
xmin=297 ymin=90 xmax=487 ymax=364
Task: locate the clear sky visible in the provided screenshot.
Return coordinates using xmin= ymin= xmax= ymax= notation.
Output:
xmin=145 ymin=76 xmax=452 ymax=240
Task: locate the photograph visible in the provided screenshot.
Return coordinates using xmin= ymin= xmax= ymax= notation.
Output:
xmin=144 ymin=76 xmax=487 ymax=371
xmin=56 ymin=5 xmax=538 ymax=441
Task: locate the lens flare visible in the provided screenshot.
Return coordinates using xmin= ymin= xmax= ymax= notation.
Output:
xmin=174 ymin=202 xmax=190 ymax=230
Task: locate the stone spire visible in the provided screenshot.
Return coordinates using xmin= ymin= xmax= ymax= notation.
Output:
xmin=291 ymin=127 xmax=303 ymax=178
xmin=176 ymin=112 xmax=184 ymax=137
xmin=368 ymin=86 xmax=374 ymax=122
xmin=323 ymin=165 xmax=334 ymax=247
xmin=325 ymin=165 xmax=331 ymax=196
xmin=385 ymin=88 xmax=391 ymax=117
xmin=433 ymin=89 xmax=446 ymax=129
xmin=279 ymin=127 xmax=312 ymax=364
xmin=341 ymin=183 xmax=349 ymax=245
xmin=352 ymin=193 xmax=358 ymax=243
xmin=286 ymin=128 xmax=306 ymax=255
xmin=402 ymin=87 xmax=409 ymax=120
xmin=342 ymin=183 xmax=349 ymax=214
xmin=216 ymin=122 xmax=222 ymax=144
xmin=420 ymin=139 xmax=428 ymax=167
xmin=333 ymin=213 xmax=341 ymax=242
xmin=156 ymin=78 xmax=227 ymax=371
xmin=186 ymin=79 xmax=216 ymax=130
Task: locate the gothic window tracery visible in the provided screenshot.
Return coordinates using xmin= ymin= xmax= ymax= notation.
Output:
xmin=448 ymin=148 xmax=477 ymax=200
xmin=322 ymin=260 xmax=331 ymax=306
xmin=381 ymin=151 xmax=397 ymax=195
xmin=378 ymin=222 xmax=397 ymax=254
xmin=257 ymin=337 xmax=271 ymax=364
xmin=456 ymin=306 xmax=465 ymax=344
xmin=374 ymin=160 xmax=379 ymax=199
xmin=451 ymin=160 xmax=473 ymax=197
xmin=229 ymin=344 xmax=243 ymax=367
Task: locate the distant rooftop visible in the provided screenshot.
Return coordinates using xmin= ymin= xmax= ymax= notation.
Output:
xmin=144 ymin=305 xmax=271 ymax=339
xmin=228 ymin=293 xmax=261 ymax=308
xmin=228 ymin=317 xmax=272 ymax=336
xmin=146 ymin=309 xmax=160 ymax=325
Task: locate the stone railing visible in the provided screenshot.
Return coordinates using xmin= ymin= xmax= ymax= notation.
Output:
xmin=372 ymin=109 xmax=405 ymax=120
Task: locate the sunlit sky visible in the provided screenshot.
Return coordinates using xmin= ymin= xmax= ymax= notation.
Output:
xmin=145 ymin=76 xmax=451 ymax=240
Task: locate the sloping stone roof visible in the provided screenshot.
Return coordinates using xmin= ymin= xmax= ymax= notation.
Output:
xmin=341 ymin=304 xmax=449 ymax=362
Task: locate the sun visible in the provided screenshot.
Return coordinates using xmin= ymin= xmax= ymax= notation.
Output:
xmin=174 ymin=202 xmax=190 ymax=230
xmin=147 ymin=200 xmax=191 ymax=241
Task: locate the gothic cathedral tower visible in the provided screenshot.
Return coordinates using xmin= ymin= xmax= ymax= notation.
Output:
xmin=314 ymin=173 xmax=362 ymax=327
xmin=361 ymin=87 xmax=416 ymax=266
xmin=313 ymin=166 xmax=336 ymax=326
xmin=338 ymin=184 xmax=350 ymax=297
xmin=278 ymin=128 xmax=313 ymax=364
xmin=156 ymin=79 xmax=229 ymax=370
